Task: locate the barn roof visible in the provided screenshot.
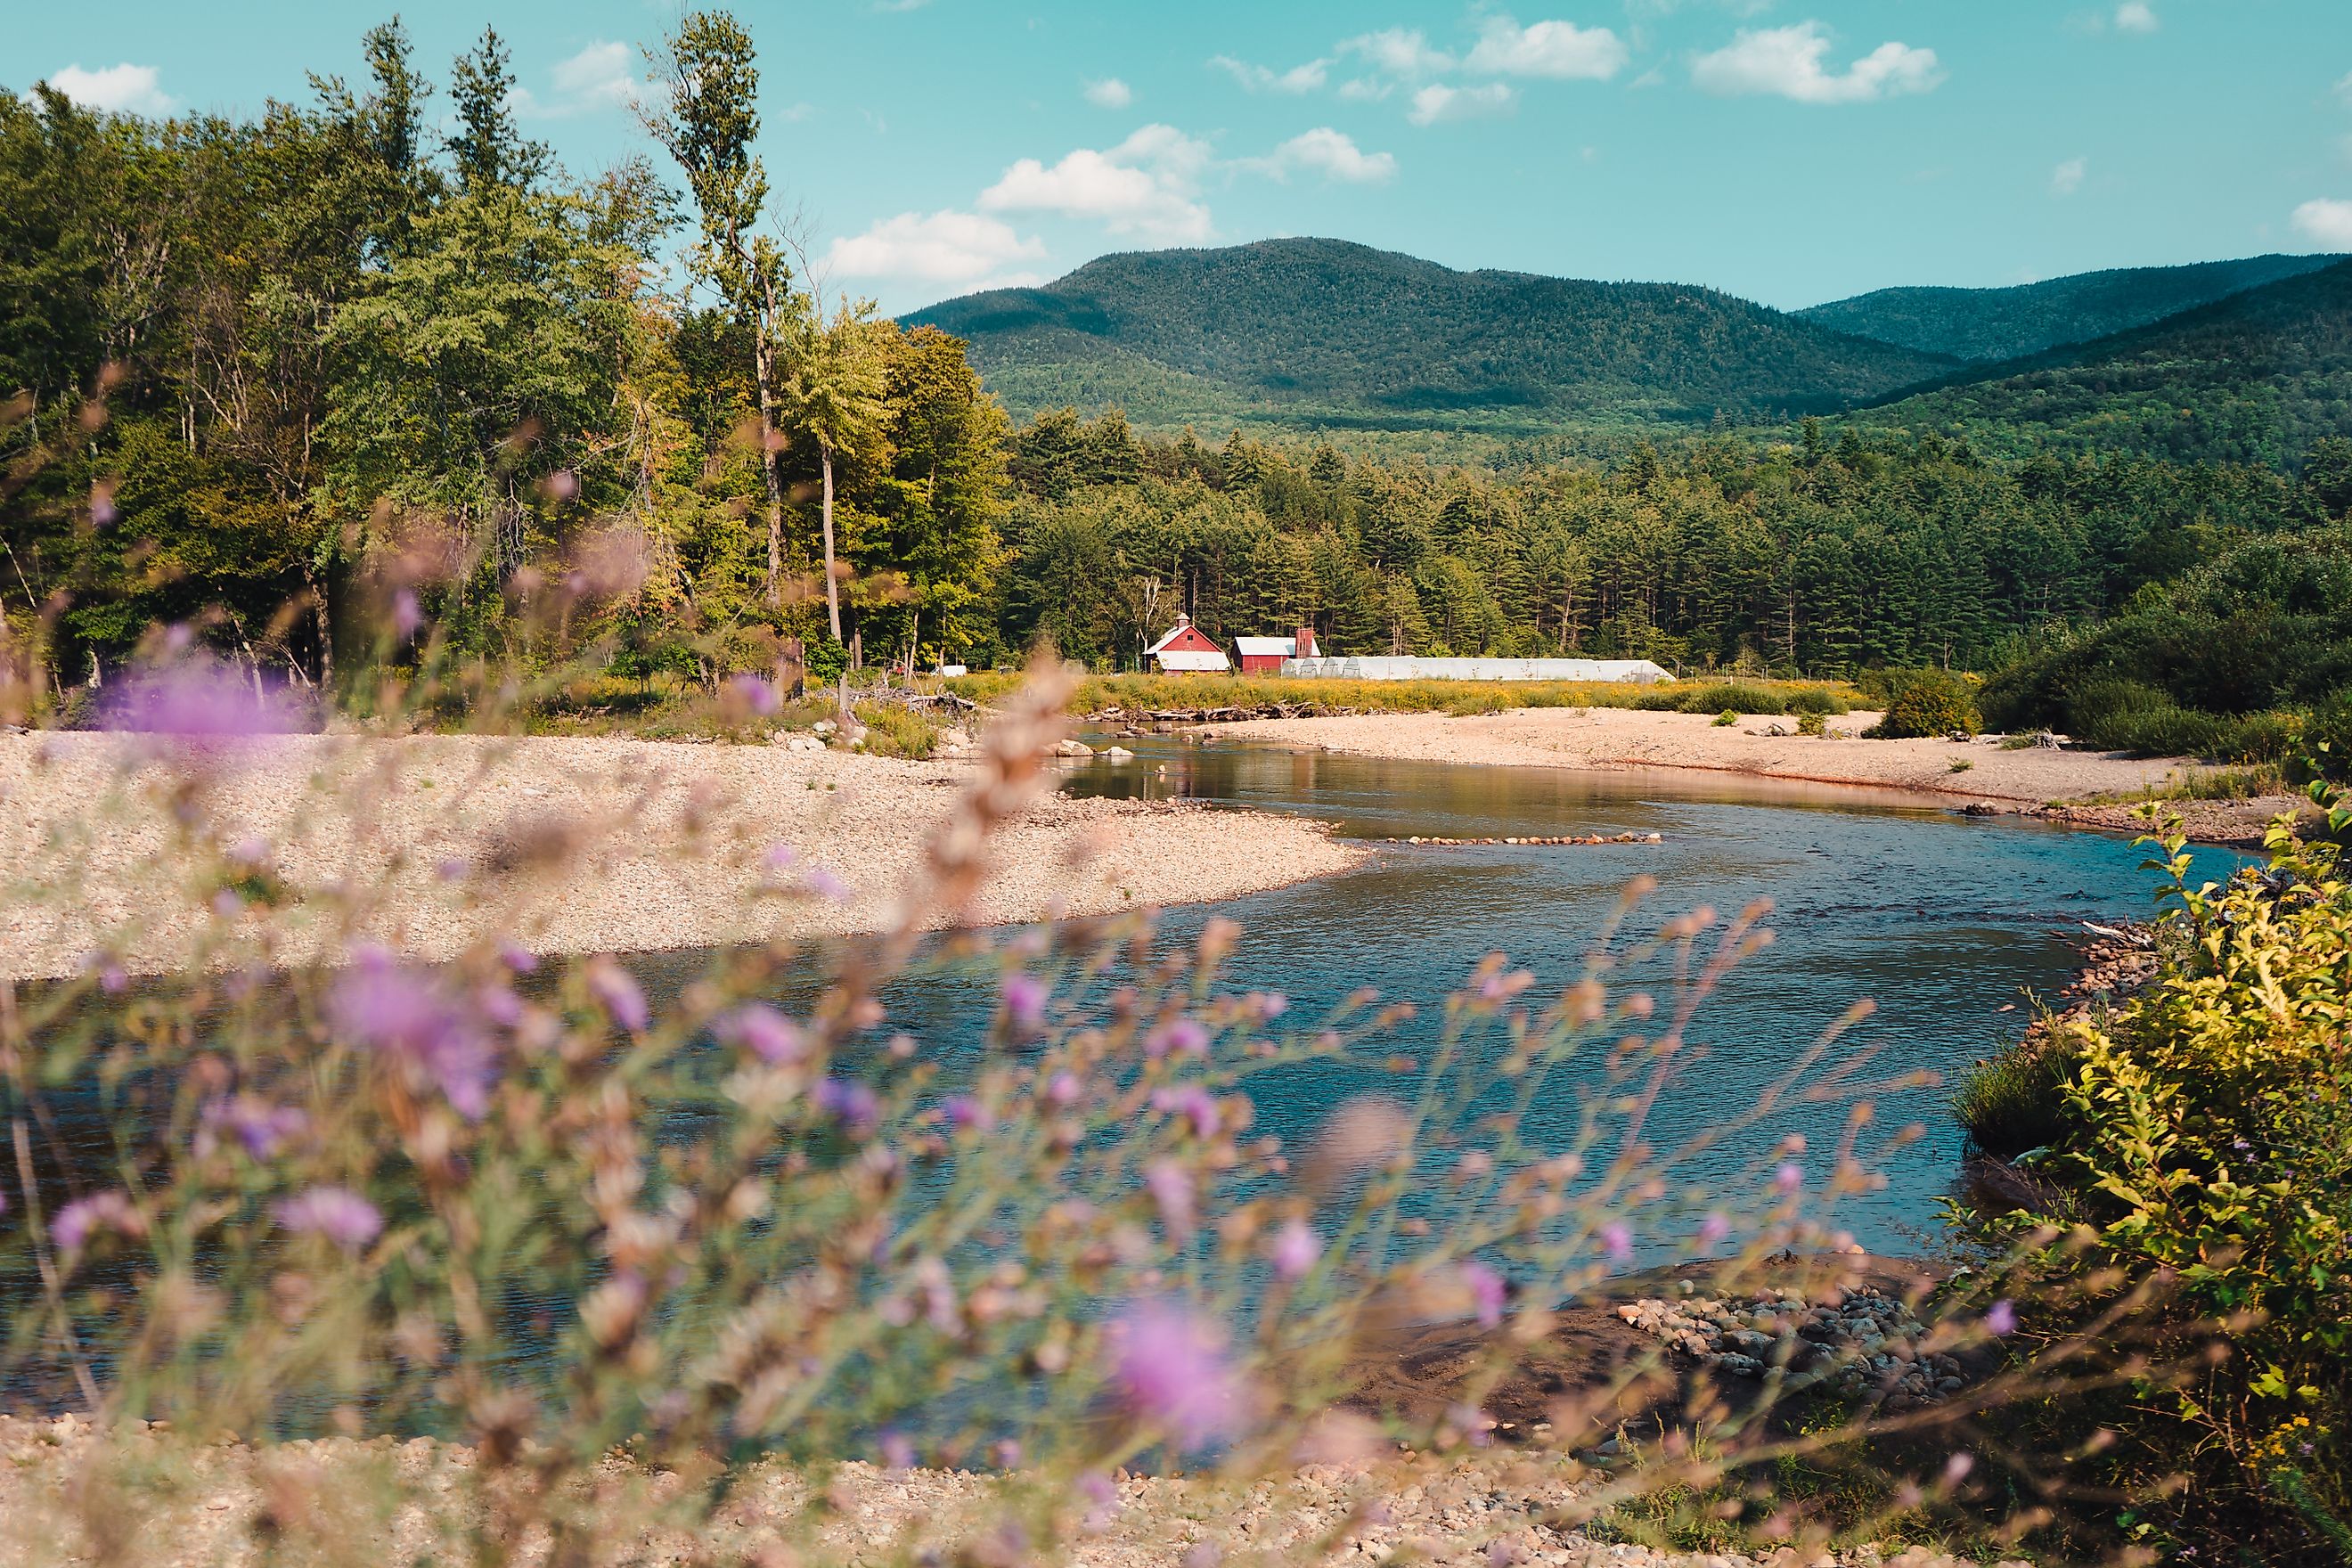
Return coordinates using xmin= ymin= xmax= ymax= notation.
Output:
xmin=1145 ymin=617 xmax=1207 ymax=656
xmin=1233 ymin=636 xmax=1294 ymax=657
xmin=1155 ymin=649 xmax=1231 ymax=672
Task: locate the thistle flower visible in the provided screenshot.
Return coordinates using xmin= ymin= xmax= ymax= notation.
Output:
xmin=1107 ymin=1300 xmax=1250 ymax=1446
xmin=1270 ymin=1219 xmax=1321 ymax=1279
xmin=1697 ymin=1212 xmax=1731 ymax=1246
xmin=1599 ymin=1221 xmax=1634 ymax=1262
xmin=110 ymin=652 xmax=296 ymax=737
xmin=330 ymin=945 xmax=496 ymax=1119
xmin=1000 ymin=971 xmax=1048 ymax=1034
xmin=716 ymin=1004 xmax=804 ymax=1066
xmin=1984 ymin=1300 xmax=2018 ymax=1335
xmin=1145 ymin=1158 xmax=1196 ymax=1237
xmin=1146 ymin=1017 xmax=1209 ymax=1058
xmin=1151 ymin=1083 xmax=1221 ymax=1139
xmin=586 ymin=958 xmax=649 ymax=1033
xmin=943 ymin=1094 xmax=995 ymax=1132
xmin=52 ymin=1190 xmax=144 ymax=1253
xmin=199 ymin=1097 xmax=307 ymax=1160
xmin=815 ymin=1078 xmax=879 ymax=1131
xmin=1775 ymin=1161 xmax=1804 ymax=1194
xmin=723 ymin=673 xmax=780 ymax=717
xmin=273 ymin=1186 xmax=383 ymax=1252
xmin=1460 ymin=1261 xmax=1507 ymax=1327
xmin=878 ymin=1431 xmax=915 ymax=1473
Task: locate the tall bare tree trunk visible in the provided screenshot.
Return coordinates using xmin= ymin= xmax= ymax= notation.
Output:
xmin=754 ymin=327 xmax=785 ymax=606
xmin=820 ymin=442 xmax=842 ymax=641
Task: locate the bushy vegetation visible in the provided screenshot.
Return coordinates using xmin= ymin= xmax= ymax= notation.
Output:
xmin=1863 ymin=668 xmax=1981 ymax=739
xmin=1979 ymin=510 xmax=2352 ymax=767
xmin=943 ymin=669 xmax=1858 ymax=722
xmin=1959 ymin=798 xmax=2352 ymax=1562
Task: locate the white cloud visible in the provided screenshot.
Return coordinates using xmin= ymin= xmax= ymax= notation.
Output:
xmin=1691 ymin=22 xmax=1942 ymax=104
xmin=1407 ymin=81 xmax=1517 ymax=125
xmin=48 ymin=62 xmax=175 ymax=116
xmin=1466 ymin=17 xmax=1631 ymax=80
xmin=2113 ymin=2 xmax=2159 ymax=34
xmin=1342 ymin=28 xmax=1456 ymax=78
xmin=1084 ymin=77 xmax=1133 ymax=108
xmin=1251 ymin=127 xmax=1399 ymax=183
xmin=2292 ymin=198 xmax=2352 ymax=249
xmin=2335 ymin=69 xmax=2352 ymax=106
xmin=1336 ymin=77 xmax=1394 ymax=102
xmin=511 ymin=41 xmax=639 ymax=118
xmin=980 ymin=124 xmax=1215 ymax=243
xmin=2050 ymin=157 xmax=2087 ymax=196
xmin=1210 ymin=54 xmax=1329 ymax=93
xmin=827 ymin=209 xmax=1048 ymax=284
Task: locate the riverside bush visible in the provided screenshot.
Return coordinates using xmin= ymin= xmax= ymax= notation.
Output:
xmin=1958 ymin=803 xmax=2352 ymax=1562
xmin=1863 ymin=669 xmax=1981 ymax=739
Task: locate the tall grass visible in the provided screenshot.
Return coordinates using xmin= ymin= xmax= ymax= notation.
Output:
xmin=947 ymin=670 xmax=1859 ymax=723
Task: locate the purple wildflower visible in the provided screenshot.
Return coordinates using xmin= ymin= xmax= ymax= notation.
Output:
xmin=1047 ymin=1070 xmax=1083 ymax=1107
xmin=992 ymin=1440 xmax=1022 ymax=1469
xmin=724 ymin=673 xmax=780 ymax=716
xmin=52 ymin=1190 xmax=143 ymax=1253
xmin=1447 ymin=1401 xmax=1496 ymax=1449
xmin=1107 ymin=1301 xmax=1251 ymax=1446
xmin=715 ymin=1004 xmax=804 ymax=1066
xmin=273 ymin=1187 xmax=383 ymax=1253
xmin=1077 ymin=1469 xmax=1119 ymax=1531
xmin=211 ymin=889 xmax=245 ymax=920
xmin=110 ymin=653 xmax=296 ymax=737
xmin=1600 ymin=1221 xmax=1634 ymax=1262
xmin=1944 ymin=1452 xmax=1975 ymax=1484
xmin=1460 ymin=1262 xmax=1507 ymax=1328
xmin=1000 ymin=971 xmax=1049 ymax=1034
xmin=804 ymin=868 xmax=852 ymax=903
xmin=1147 ymin=1017 xmax=1210 ymax=1058
xmin=391 ymin=589 xmax=423 ymax=639
xmin=329 ymin=945 xmax=496 ymax=1119
xmin=1697 ymin=1212 xmax=1731 ymax=1246
xmin=1145 ymin=1158 xmax=1196 ymax=1237
xmin=1984 ymin=1300 xmax=2018 ymax=1336
xmin=200 ymin=1097 xmax=307 ymax=1160
xmin=815 ymin=1078 xmax=880 ymax=1131
xmin=497 ymin=941 xmax=538 ymax=974
xmin=1152 ymin=1083 xmax=1221 ymax=1139
xmin=1270 ymin=1219 xmax=1321 ymax=1280
xmin=586 ymin=958 xmax=649 ymax=1032
xmin=1775 ymin=1161 xmax=1804 ymax=1194
xmin=878 ymin=1431 xmax=916 ymax=1472
xmin=943 ymin=1094 xmax=996 ymax=1132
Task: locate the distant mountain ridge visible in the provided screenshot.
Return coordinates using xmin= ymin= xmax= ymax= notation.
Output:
xmin=1859 ymin=256 xmax=2352 ymax=467
xmin=905 ymin=238 xmax=1955 ymax=435
xmin=1798 ymin=254 xmax=2343 ymax=363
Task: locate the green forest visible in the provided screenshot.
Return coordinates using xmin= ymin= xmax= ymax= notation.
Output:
xmin=4 ymin=13 xmax=2351 ymax=763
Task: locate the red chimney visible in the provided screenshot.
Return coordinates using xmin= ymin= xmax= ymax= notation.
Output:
xmin=1294 ymin=625 xmax=1319 ymax=659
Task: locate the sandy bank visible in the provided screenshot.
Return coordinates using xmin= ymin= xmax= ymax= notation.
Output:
xmin=1211 ymin=706 xmax=2302 ymax=844
xmin=0 ymin=731 xmax=1361 ymax=981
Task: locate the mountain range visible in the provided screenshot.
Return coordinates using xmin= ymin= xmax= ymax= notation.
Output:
xmin=903 ymin=238 xmax=2352 ymax=465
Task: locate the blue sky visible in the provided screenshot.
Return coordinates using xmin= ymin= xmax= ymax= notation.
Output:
xmin=12 ymin=1 xmax=2352 ymax=314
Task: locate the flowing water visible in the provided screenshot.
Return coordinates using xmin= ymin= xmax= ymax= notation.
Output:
xmin=1023 ymin=735 xmax=2244 ymax=1253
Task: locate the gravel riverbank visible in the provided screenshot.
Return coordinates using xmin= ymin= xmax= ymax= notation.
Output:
xmin=0 ymin=731 xmax=1362 ymax=981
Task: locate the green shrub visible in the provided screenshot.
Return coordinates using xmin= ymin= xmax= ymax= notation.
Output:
xmin=1713 ymin=709 xmax=1739 ymax=727
xmin=852 ymin=700 xmax=942 ymax=759
xmin=1786 ymin=687 xmax=1844 ymax=717
xmin=1865 ymin=668 xmax=1981 ymax=739
xmin=1952 ymin=1033 xmax=2080 ymax=1159
xmin=1797 ymin=710 xmax=1827 ymax=737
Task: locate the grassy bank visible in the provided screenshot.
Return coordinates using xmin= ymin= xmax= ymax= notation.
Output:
xmin=946 ymin=671 xmax=1862 ymax=723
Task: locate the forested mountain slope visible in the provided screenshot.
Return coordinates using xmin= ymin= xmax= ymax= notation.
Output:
xmin=905 ymin=239 xmax=1954 ymax=435
xmin=1799 ymin=253 xmax=2342 ymax=363
xmin=1856 ymin=257 xmax=2352 ymax=468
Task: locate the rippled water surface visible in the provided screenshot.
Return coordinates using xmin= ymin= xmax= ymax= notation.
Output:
xmin=1016 ymin=736 xmax=2242 ymax=1252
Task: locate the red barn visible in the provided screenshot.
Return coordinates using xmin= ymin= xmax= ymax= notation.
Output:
xmin=1146 ymin=614 xmax=1230 ymax=674
xmin=1233 ymin=626 xmax=1320 ymax=675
